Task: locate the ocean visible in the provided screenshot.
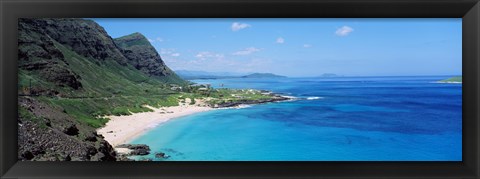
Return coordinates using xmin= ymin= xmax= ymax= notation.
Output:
xmin=130 ymin=76 xmax=462 ymax=161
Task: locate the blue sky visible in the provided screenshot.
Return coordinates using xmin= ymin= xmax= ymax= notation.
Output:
xmin=93 ymin=18 xmax=462 ymax=77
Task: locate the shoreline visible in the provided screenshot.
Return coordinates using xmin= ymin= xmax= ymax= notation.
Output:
xmin=97 ymin=94 xmax=292 ymax=155
xmin=97 ymin=99 xmax=215 ymax=149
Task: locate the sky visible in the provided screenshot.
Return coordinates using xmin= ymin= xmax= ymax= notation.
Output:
xmin=93 ymin=18 xmax=462 ymax=77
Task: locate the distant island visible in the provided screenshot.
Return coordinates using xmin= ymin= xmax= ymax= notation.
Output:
xmin=241 ymin=73 xmax=287 ymax=78
xmin=318 ymin=73 xmax=342 ymax=78
xmin=176 ymin=71 xmax=287 ymax=80
xmin=438 ymin=76 xmax=462 ymax=83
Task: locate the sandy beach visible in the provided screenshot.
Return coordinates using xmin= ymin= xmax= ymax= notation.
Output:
xmin=97 ymin=98 xmax=214 ymax=149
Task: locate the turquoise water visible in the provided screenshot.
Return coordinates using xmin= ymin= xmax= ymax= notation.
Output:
xmin=131 ymin=76 xmax=462 ymax=161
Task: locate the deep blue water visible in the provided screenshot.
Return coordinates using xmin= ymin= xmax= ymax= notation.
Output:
xmin=131 ymin=76 xmax=462 ymax=161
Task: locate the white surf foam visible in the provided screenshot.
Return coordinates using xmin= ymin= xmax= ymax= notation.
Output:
xmin=234 ymin=104 xmax=252 ymax=109
xmin=306 ymin=96 xmax=323 ymax=100
xmin=282 ymin=95 xmax=298 ymax=99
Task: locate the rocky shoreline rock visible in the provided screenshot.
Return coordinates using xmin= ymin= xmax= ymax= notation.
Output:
xmin=155 ymin=152 xmax=170 ymax=159
xmin=116 ymin=144 xmax=151 ymax=156
xmin=18 ymin=97 xmax=117 ymax=161
xmin=114 ymin=144 xmax=175 ymax=161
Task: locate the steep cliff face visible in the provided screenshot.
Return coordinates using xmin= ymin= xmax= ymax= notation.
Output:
xmin=114 ymin=33 xmax=185 ymax=83
xmin=17 ymin=18 xmax=186 ymax=161
xmin=18 ymin=19 xmax=83 ymax=90
xmin=20 ymin=18 xmax=128 ymax=65
xmin=18 ymin=18 xmax=186 ymax=96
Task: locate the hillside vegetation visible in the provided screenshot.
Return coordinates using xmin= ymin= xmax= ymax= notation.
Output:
xmin=18 ymin=18 xmax=284 ymax=161
xmin=18 ymin=18 xmax=189 ymax=161
xmin=19 ymin=18 xmax=187 ymax=128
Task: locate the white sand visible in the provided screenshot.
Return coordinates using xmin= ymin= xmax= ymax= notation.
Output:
xmin=97 ymin=99 xmax=214 ymax=149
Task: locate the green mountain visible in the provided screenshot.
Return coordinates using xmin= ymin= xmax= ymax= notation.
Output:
xmin=19 ymin=19 xmax=186 ymax=97
xmin=17 ymin=18 xmax=186 ymax=161
xmin=17 ymin=18 xmax=285 ymax=161
xmin=242 ymin=73 xmax=287 ymax=78
xmin=114 ymin=32 xmax=184 ymax=84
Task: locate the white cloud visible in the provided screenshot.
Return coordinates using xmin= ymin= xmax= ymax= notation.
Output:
xmin=276 ymin=37 xmax=285 ymax=44
xmin=147 ymin=37 xmax=164 ymax=43
xmin=232 ymin=47 xmax=261 ymax=56
xmin=195 ymin=51 xmax=225 ymax=60
xmin=231 ymin=22 xmax=251 ymax=31
xmin=303 ymin=44 xmax=312 ymax=48
xmin=165 ymin=52 xmax=273 ymax=74
xmin=159 ymin=48 xmax=180 ymax=57
xmin=335 ymin=26 xmax=354 ymax=36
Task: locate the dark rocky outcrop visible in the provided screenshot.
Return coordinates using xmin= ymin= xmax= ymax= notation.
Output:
xmin=95 ymin=141 xmax=117 ymax=161
xmin=21 ymin=151 xmax=35 ymax=160
xmin=138 ymin=158 xmax=153 ymax=161
xmin=155 ymin=152 xmax=170 ymax=159
xmin=18 ymin=97 xmax=117 ymax=161
xmin=131 ymin=149 xmax=150 ymax=156
xmin=155 ymin=152 xmax=165 ymax=158
xmin=62 ymin=124 xmax=79 ymax=136
xmin=116 ymin=144 xmax=151 ymax=156
xmin=84 ymin=132 xmax=98 ymax=142
xmin=116 ymin=154 xmax=135 ymax=161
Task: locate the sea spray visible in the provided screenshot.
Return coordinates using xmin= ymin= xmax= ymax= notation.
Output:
xmin=306 ymin=96 xmax=323 ymax=100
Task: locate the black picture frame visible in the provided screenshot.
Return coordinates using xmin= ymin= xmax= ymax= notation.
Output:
xmin=1 ymin=0 xmax=479 ymax=178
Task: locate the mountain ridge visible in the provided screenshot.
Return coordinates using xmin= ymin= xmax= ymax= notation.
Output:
xmin=17 ymin=18 xmax=186 ymax=161
xmin=114 ymin=32 xmax=184 ymax=83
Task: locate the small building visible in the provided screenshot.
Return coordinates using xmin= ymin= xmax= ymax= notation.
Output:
xmin=170 ymin=86 xmax=182 ymax=91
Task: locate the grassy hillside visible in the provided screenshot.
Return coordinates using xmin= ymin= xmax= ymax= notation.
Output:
xmin=17 ymin=18 xmax=286 ymax=161
xmin=19 ymin=37 xmax=183 ymax=128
